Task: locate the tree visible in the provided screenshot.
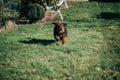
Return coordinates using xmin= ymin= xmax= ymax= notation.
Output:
xmin=20 ymin=0 xmax=60 ymax=23
xmin=28 ymin=3 xmax=45 ymax=23
xmin=0 ymin=0 xmax=4 ymax=25
xmin=20 ymin=0 xmax=46 ymax=23
xmin=0 ymin=0 xmax=19 ymax=28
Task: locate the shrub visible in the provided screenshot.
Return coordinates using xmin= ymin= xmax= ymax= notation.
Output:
xmin=27 ymin=3 xmax=45 ymax=22
xmin=0 ymin=0 xmax=19 ymax=26
xmin=1 ymin=8 xmax=19 ymax=25
xmin=0 ymin=0 xmax=3 ymax=25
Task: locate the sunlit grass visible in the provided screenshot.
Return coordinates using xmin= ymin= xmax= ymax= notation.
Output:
xmin=0 ymin=1 xmax=120 ymax=80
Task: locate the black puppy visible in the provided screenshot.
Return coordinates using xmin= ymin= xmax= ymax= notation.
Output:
xmin=53 ymin=21 xmax=67 ymax=44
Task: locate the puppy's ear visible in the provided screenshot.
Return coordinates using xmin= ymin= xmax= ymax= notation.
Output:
xmin=63 ymin=23 xmax=67 ymax=26
xmin=52 ymin=22 xmax=58 ymax=26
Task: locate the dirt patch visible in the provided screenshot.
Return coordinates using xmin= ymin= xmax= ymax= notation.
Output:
xmin=0 ymin=26 xmax=5 ymax=32
xmin=5 ymin=20 xmax=17 ymax=29
xmin=0 ymin=20 xmax=17 ymax=32
xmin=36 ymin=12 xmax=58 ymax=24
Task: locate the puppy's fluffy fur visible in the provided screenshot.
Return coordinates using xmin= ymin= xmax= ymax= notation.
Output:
xmin=53 ymin=21 xmax=67 ymax=44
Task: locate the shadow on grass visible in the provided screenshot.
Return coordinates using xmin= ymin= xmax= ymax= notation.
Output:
xmin=89 ymin=0 xmax=120 ymax=2
xmin=98 ymin=12 xmax=120 ymax=20
xmin=20 ymin=38 xmax=55 ymax=46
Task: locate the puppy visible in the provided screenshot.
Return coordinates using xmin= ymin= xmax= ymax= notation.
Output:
xmin=53 ymin=21 xmax=67 ymax=44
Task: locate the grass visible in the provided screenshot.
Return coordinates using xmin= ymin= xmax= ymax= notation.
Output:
xmin=0 ymin=1 xmax=120 ymax=80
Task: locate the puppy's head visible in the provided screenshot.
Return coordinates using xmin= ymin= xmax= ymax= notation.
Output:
xmin=53 ymin=21 xmax=67 ymax=34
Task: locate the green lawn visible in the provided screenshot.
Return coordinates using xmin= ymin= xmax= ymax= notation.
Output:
xmin=0 ymin=1 xmax=120 ymax=80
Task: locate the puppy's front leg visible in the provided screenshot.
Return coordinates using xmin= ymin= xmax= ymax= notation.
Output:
xmin=62 ymin=37 xmax=66 ymax=44
xmin=55 ymin=36 xmax=60 ymax=42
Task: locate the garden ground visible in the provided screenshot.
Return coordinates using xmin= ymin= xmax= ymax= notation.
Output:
xmin=0 ymin=1 xmax=120 ymax=80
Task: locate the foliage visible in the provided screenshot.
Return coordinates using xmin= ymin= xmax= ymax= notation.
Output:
xmin=27 ymin=3 xmax=45 ymax=22
xmin=0 ymin=0 xmax=3 ymax=25
xmin=20 ymin=0 xmax=58 ymax=21
xmin=2 ymin=8 xmax=19 ymax=20
xmin=0 ymin=0 xmax=20 ymax=25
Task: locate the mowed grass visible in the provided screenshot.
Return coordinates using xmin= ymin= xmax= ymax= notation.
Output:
xmin=0 ymin=1 xmax=120 ymax=80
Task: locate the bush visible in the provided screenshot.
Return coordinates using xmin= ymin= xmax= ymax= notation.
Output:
xmin=2 ymin=8 xmax=19 ymax=20
xmin=27 ymin=3 xmax=45 ymax=22
xmin=0 ymin=0 xmax=19 ymax=26
xmin=0 ymin=0 xmax=3 ymax=25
